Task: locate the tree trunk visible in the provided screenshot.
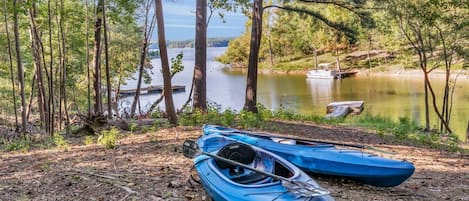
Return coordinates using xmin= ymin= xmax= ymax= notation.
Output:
xmin=26 ymin=70 xmax=37 ymax=123
xmin=103 ymin=1 xmax=112 ymax=118
xmin=3 ymin=0 xmax=19 ymax=128
xmin=92 ymin=0 xmax=104 ymax=115
xmin=243 ymin=0 xmax=263 ymax=113
xmin=154 ymin=0 xmax=177 ymax=124
xmin=28 ymin=3 xmax=49 ymax=132
xmin=314 ymin=49 xmax=318 ymax=70
xmin=466 ymin=121 xmax=469 ymax=144
xmin=424 ymin=72 xmax=430 ymax=131
xmin=367 ymin=35 xmax=372 ymax=69
xmin=193 ymin=0 xmax=207 ymax=110
xmin=12 ymin=0 xmax=27 ymax=134
xmin=59 ymin=0 xmax=70 ymax=133
xmin=47 ymin=0 xmax=55 ymax=134
xmin=130 ymin=1 xmax=152 ymax=118
xmin=55 ymin=0 xmax=63 ymax=130
xmin=85 ymin=0 xmax=91 ymax=115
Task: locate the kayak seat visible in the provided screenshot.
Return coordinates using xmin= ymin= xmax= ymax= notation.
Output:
xmin=231 ymin=172 xmax=268 ymax=184
xmin=215 ymin=143 xmax=256 ymax=169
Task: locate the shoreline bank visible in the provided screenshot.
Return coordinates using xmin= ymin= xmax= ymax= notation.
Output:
xmin=226 ymin=66 xmax=469 ymax=80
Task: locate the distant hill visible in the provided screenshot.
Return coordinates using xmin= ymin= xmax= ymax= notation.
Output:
xmin=150 ymin=37 xmax=233 ymax=49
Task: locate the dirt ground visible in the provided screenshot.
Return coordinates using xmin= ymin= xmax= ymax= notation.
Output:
xmin=0 ymin=122 xmax=468 ymax=201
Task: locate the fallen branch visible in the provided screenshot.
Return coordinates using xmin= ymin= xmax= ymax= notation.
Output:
xmin=69 ymin=169 xmax=139 ymax=196
xmin=70 ymin=169 xmax=130 ymax=183
xmin=117 ymin=185 xmax=139 ymax=195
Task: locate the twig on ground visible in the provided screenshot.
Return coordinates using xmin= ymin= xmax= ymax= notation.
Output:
xmin=69 ymin=169 xmax=131 ymax=183
xmin=117 ymin=185 xmax=139 ymax=195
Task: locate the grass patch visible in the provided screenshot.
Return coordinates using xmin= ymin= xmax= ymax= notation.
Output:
xmin=1 ymin=136 xmax=32 ymax=152
xmin=179 ymin=104 xmax=466 ymax=152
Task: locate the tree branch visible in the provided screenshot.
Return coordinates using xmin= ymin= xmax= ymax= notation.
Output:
xmin=263 ymin=5 xmax=357 ymax=41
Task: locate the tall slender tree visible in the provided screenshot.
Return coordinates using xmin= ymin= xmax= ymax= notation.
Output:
xmin=58 ymin=0 xmax=70 ymax=133
xmin=103 ymin=0 xmax=112 ymax=118
xmin=92 ymin=0 xmax=104 ymax=115
xmin=130 ymin=0 xmax=155 ymax=117
xmin=154 ymin=0 xmax=177 ymax=124
xmin=47 ymin=0 xmax=54 ymax=134
xmin=12 ymin=0 xmax=27 ymax=134
xmin=85 ymin=0 xmax=91 ymax=115
xmin=193 ymin=0 xmax=207 ymax=110
xmin=3 ymin=0 xmax=18 ymax=129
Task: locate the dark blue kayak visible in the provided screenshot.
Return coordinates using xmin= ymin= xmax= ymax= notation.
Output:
xmin=193 ymin=134 xmax=334 ymax=201
xmin=203 ymin=125 xmax=415 ymax=187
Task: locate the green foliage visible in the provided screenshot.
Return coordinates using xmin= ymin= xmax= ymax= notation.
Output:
xmin=98 ymin=127 xmax=120 ymax=149
xmin=1 ymin=136 xmax=31 ymax=152
xmin=170 ymin=52 xmax=184 ymax=76
xmin=349 ymin=114 xmax=420 ymax=137
xmin=128 ymin=120 xmax=138 ymax=132
xmin=148 ymin=50 xmax=160 ymax=58
xmin=84 ymin=136 xmax=95 ymax=145
xmin=53 ymin=133 xmax=70 ymax=149
xmin=238 ymin=110 xmax=263 ymax=128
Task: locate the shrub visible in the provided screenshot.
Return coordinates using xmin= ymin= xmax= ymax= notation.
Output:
xmin=98 ymin=127 xmax=120 ymax=149
xmin=1 ymin=137 xmax=31 ymax=152
xmin=84 ymin=136 xmax=95 ymax=145
xmin=53 ymin=133 xmax=70 ymax=149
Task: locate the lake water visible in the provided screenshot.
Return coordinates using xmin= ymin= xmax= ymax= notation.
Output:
xmin=121 ymin=47 xmax=469 ymax=140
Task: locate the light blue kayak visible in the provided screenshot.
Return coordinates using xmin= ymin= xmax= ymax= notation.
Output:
xmin=202 ymin=124 xmax=415 ymax=187
xmin=193 ymin=134 xmax=334 ymax=201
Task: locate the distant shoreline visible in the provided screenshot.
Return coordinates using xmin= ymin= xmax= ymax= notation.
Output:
xmin=225 ymin=66 xmax=469 ymax=80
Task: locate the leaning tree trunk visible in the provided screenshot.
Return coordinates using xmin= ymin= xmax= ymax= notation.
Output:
xmin=154 ymin=0 xmax=177 ymax=124
xmin=92 ymin=0 xmax=104 ymax=115
xmin=243 ymin=0 xmax=263 ymax=113
xmin=192 ymin=0 xmax=207 ymax=110
xmin=3 ymin=0 xmax=19 ymax=128
xmin=130 ymin=0 xmax=153 ymax=118
xmin=12 ymin=0 xmax=27 ymax=134
xmin=28 ymin=4 xmax=49 ymax=132
xmin=103 ymin=1 xmax=112 ymax=118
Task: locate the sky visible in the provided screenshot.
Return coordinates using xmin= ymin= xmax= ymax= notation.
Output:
xmin=152 ymin=0 xmax=248 ymax=41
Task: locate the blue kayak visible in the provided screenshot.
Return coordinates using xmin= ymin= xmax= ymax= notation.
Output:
xmin=193 ymin=134 xmax=334 ymax=201
xmin=202 ymin=125 xmax=415 ymax=187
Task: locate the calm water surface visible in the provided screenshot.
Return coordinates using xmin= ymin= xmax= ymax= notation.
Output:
xmin=121 ymin=47 xmax=469 ymax=140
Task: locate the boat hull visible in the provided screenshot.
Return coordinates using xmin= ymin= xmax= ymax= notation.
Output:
xmin=194 ymin=135 xmax=334 ymax=201
xmin=203 ymin=125 xmax=415 ymax=187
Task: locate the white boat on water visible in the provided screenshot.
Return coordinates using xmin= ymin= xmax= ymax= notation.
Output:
xmin=307 ymin=63 xmax=357 ymax=79
xmin=307 ymin=69 xmax=340 ymax=79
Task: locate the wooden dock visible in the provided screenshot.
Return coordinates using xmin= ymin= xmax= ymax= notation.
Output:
xmin=119 ymin=85 xmax=185 ymax=97
xmin=325 ymin=101 xmax=364 ymax=118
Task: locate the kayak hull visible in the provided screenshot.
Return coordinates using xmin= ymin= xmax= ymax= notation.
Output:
xmin=194 ymin=134 xmax=334 ymax=201
xmin=203 ymin=125 xmax=415 ymax=187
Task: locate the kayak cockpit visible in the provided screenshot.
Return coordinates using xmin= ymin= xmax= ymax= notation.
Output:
xmin=210 ymin=142 xmax=296 ymax=187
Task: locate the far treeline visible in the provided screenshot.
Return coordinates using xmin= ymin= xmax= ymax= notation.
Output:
xmin=0 ymin=0 xmax=467 ymax=143
xmin=166 ymin=37 xmax=232 ymax=48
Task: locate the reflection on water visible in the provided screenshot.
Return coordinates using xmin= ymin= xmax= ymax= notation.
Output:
xmin=120 ymin=47 xmax=468 ymax=140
